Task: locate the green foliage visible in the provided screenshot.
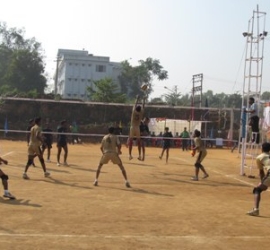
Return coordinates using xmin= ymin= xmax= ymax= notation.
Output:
xmin=0 ymin=84 xmax=40 ymax=98
xmin=204 ymin=92 xmax=242 ymax=109
xmin=0 ymin=84 xmax=18 ymax=96
xmin=261 ymin=91 xmax=270 ymax=101
xmin=87 ymin=78 xmax=127 ymax=103
xmin=26 ymin=89 xmax=39 ymax=98
xmin=0 ymin=22 xmax=47 ymax=95
xmin=158 ymin=89 xmax=245 ymax=109
xmin=162 ymin=86 xmax=181 ymax=106
xmin=118 ymin=58 xmax=168 ymax=99
xmin=159 ymin=88 xmax=270 ymax=109
xmin=149 ymin=97 xmax=165 ymax=105
xmin=177 ymin=93 xmax=191 ymax=106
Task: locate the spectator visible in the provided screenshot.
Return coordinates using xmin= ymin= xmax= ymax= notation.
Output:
xmin=180 ymin=127 xmax=190 ymax=151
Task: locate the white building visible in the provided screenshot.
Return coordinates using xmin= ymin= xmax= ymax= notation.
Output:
xmin=55 ymin=49 xmax=122 ymax=100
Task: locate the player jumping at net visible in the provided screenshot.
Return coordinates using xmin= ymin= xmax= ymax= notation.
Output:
xmin=247 ymin=142 xmax=270 ymax=216
xmin=0 ymin=157 xmax=15 ymax=199
xmin=190 ymin=129 xmax=209 ymax=181
xmin=128 ymin=95 xmax=146 ymax=161
xmin=23 ymin=117 xmax=50 ymax=179
xmin=93 ymin=127 xmax=131 ymax=188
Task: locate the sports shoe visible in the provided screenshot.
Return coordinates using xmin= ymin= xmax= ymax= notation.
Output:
xmin=57 ymin=162 xmax=61 ymax=166
xmin=63 ymin=162 xmax=69 ymax=166
xmin=246 ymin=208 xmax=259 ymax=216
xmin=23 ymin=173 xmax=29 ymax=180
xmin=191 ymin=176 xmax=198 ymax=181
xmin=202 ymin=174 xmax=209 ymax=179
xmin=46 ymin=159 xmax=51 ymax=163
xmin=3 ymin=192 xmax=16 ymax=199
xmin=159 ymin=156 xmax=162 ymax=160
xmin=93 ymin=180 xmax=98 ymax=186
xmin=129 ymin=155 xmax=133 ymax=160
xmin=125 ymin=181 xmax=131 ymax=188
xmin=44 ymin=172 xmax=50 ymax=177
xmin=138 ymin=156 xmax=143 ymax=161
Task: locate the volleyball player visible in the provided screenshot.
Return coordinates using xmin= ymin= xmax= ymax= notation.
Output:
xmin=26 ymin=119 xmax=36 ymax=167
xmin=247 ymin=142 xmax=270 ymax=216
xmin=41 ymin=122 xmax=53 ymax=162
xmin=190 ymin=129 xmax=209 ymax=181
xmin=140 ymin=117 xmax=150 ymax=161
xmin=93 ymin=127 xmax=131 ymax=188
xmin=56 ymin=120 xmax=69 ymax=166
xmin=159 ymin=127 xmax=173 ymax=163
xmin=128 ymin=95 xmax=146 ymax=160
xmin=23 ymin=117 xmax=50 ymax=179
xmin=0 ymin=157 xmax=15 ymax=199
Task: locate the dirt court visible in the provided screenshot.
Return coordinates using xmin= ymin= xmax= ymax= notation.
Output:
xmin=0 ymin=139 xmax=269 ymax=250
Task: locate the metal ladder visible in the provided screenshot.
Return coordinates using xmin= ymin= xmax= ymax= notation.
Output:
xmin=240 ymin=5 xmax=267 ymax=176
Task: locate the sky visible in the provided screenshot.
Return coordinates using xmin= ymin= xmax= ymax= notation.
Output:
xmin=1 ymin=0 xmax=270 ymax=100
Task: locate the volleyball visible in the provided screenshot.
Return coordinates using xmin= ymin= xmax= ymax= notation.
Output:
xmin=141 ymin=84 xmax=148 ymax=91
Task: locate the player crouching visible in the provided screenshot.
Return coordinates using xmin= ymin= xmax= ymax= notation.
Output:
xmin=93 ymin=127 xmax=131 ymax=188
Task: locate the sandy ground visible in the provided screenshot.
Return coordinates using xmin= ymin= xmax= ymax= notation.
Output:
xmin=0 ymin=140 xmax=268 ymax=250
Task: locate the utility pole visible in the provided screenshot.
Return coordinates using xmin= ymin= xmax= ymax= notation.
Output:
xmin=191 ymin=73 xmax=203 ymax=120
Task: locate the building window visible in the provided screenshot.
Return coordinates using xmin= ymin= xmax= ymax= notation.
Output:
xmin=69 ymin=63 xmax=72 ymax=66
xmin=96 ymin=65 xmax=106 ymax=72
xmin=88 ymin=64 xmax=91 ymax=67
xmin=82 ymin=64 xmax=85 ymax=66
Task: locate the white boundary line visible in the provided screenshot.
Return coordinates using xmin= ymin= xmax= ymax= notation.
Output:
xmin=172 ymin=156 xmax=259 ymax=187
xmin=1 ymin=151 xmax=14 ymax=157
xmin=0 ymin=233 xmax=268 ymax=239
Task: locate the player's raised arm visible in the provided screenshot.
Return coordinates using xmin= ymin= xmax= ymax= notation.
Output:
xmin=142 ymin=96 xmax=146 ymax=109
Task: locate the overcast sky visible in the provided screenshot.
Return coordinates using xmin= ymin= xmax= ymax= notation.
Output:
xmin=1 ymin=0 xmax=270 ymax=99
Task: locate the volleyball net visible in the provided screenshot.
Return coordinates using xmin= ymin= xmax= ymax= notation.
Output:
xmin=0 ymin=97 xmax=239 ymax=148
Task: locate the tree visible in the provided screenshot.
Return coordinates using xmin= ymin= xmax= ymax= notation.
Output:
xmin=0 ymin=22 xmax=47 ymax=95
xmin=261 ymin=91 xmax=270 ymax=101
xmin=118 ymin=57 xmax=168 ymax=99
xmin=226 ymin=93 xmax=242 ymax=108
xmin=87 ymin=78 xmax=127 ymax=103
xmin=149 ymin=97 xmax=165 ymax=105
xmin=153 ymin=89 xmax=244 ymax=109
xmin=180 ymin=93 xmax=193 ymax=106
xmin=163 ymin=86 xmax=181 ymax=106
